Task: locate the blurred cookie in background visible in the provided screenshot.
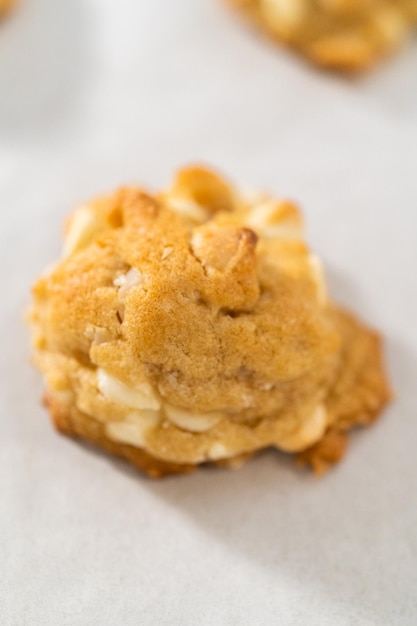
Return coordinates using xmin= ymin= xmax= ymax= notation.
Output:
xmin=0 ymin=0 xmax=18 ymax=19
xmin=225 ymin=0 xmax=417 ymax=72
xmin=0 ymin=0 xmax=17 ymax=14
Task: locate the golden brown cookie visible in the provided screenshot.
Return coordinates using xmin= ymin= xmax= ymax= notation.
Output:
xmin=29 ymin=166 xmax=391 ymax=478
xmin=0 ymin=0 xmax=18 ymax=17
xmin=225 ymin=0 xmax=417 ymax=71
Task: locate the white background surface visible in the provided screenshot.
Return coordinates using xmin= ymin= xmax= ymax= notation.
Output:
xmin=1 ymin=1 xmax=417 ymax=624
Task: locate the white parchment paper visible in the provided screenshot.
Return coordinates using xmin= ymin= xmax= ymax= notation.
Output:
xmin=1 ymin=1 xmax=417 ymax=624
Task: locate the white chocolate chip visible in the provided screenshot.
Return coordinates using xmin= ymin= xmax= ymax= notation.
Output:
xmin=308 ymin=254 xmax=328 ymax=307
xmin=167 ymin=197 xmax=208 ymax=223
xmin=278 ymin=404 xmax=328 ymax=452
xmin=165 ymin=404 xmax=222 ymax=433
xmin=207 ymin=442 xmax=231 ymax=460
xmin=63 ymin=205 xmax=98 ymax=258
xmin=114 ymin=268 xmax=143 ymax=323
xmin=113 ymin=267 xmax=143 ymax=296
xmin=97 ymin=369 xmax=161 ymax=411
xmin=261 ymin=0 xmax=308 ymax=36
xmin=105 ymin=410 xmax=160 ymax=448
xmin=84 ymin=324 xmax=112 ymax=345
xmin=241 ymin=189 xmax=267 ymax=205
xmin=260 ymin=222 xmax=302 ymax=240
xmin=161 ymin=246 xmax=174 ymax=260
xmin=247 ymin=200 xmax=303 ymax=240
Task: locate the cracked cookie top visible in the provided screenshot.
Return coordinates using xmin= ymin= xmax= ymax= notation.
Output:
xmin=32 ymin=166 xmax=339 ymax=418
xmin=30 ymin=166 xmax=366 ymax=465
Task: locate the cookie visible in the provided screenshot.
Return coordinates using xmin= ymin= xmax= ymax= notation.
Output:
xmin=225 ymin=0 xmax=417 ymax=71
xmin=0 ymin=0 xmax=17 ymax=17
xmin=29 ymin=166 xmax=391 ymax=477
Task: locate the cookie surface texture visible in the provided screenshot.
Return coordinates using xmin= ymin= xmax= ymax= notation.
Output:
xmin=29 ymin=166 xmax=391 ymax=477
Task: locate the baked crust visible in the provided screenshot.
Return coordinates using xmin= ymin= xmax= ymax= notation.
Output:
xmin=29 ymin=166 xmax=391 ymax=477
xmin=225 ymin=0 xmax=417 ymax=71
